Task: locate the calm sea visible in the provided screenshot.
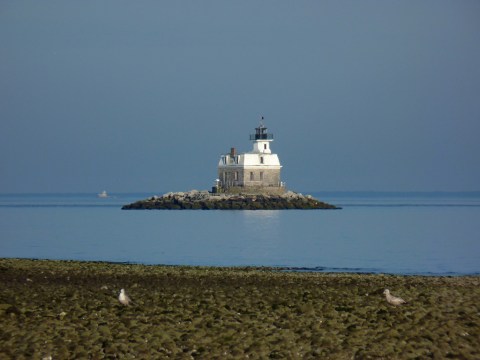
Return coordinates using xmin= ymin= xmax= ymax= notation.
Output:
xmin=1 ymin=192 xmax=479 ymax=275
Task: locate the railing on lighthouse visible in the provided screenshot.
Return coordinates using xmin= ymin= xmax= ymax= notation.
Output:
xmin=249 ymin=123 xmax=274 ymax=141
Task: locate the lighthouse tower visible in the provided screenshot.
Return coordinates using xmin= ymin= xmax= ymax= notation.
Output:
xmin=216 ymin=121 xmax=285 ymax=195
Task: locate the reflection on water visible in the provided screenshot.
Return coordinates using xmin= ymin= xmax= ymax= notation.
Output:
xmin=241 ymin=211 xmax=281 ymax=263
xmin=242 ymin=210 xmax=280 ymax=236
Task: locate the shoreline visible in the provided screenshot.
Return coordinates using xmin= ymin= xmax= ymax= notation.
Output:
xmin=1 ymin=257 xmax=477 ymax=277
xmin=1 ymin=258 xmax=478 ymax=358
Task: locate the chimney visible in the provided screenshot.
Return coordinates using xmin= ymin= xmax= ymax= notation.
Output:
xmin=230 ymin=147 xmax=236 ymax=156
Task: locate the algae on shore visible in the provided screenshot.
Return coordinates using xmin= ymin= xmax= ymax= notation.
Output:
xmin=0 ymin=258 xmax=478 ymax=359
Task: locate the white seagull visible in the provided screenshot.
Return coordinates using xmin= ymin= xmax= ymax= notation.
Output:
xmin=383 ymin=289 xmax=407 ymax=306
xmin=118 ymin=288 xmax=133 ymax=306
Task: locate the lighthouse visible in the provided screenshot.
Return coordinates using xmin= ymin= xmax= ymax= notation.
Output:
xmin=215 ymin=121 xmax=285 ymax=195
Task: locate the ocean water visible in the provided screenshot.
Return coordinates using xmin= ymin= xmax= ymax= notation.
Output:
xmin=0 ymin=192 xmax=479 ymax=275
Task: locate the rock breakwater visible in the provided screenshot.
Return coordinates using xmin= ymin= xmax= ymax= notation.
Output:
xmin=122 ymin=190 xmax=339 ymax=210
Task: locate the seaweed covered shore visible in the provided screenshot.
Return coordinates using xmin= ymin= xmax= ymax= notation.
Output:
xmin=122 ymin=190 xmax=339 ymax=210
xmin=0 ymin=259 xmax=479 ymax=359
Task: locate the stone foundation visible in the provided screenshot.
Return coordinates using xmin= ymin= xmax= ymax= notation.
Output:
xmin=223 ymin=186 xmax=286 ymax=195
xmin=217 ymin=168 xmax=281 ymax=190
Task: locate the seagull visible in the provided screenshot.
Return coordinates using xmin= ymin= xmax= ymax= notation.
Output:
xmin=383 ymin=289 xmax=407 ymax=306
xmin=118 ymin=288 xmax=133 ymax=306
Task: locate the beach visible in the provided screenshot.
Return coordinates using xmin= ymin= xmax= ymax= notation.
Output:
xmin=0 ymin=258 xmax=478 ymax=359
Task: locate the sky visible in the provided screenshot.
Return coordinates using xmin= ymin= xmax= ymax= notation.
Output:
xmin=1 ymin=1 xmax=479 ymax=193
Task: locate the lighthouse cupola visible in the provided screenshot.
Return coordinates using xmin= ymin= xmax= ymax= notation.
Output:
xmin=250 ymin=121 xmax=273 ymax=154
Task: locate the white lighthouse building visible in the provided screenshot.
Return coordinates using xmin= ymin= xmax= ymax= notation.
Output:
xmin=215 ymin=122 xmax=285 ymax=195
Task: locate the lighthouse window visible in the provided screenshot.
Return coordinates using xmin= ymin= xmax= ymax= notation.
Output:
xmin=264 ymin=144 xmax=267 ymax=150
xmin=260 ymin=172 xmax=264 ymax=180
xmin=260 ymin=157 xmax=264 ymax=164
xmin=250 ymin=172 xmax=254 ymax=181
xmin=234 ymin=171 xmax=238 ymax=181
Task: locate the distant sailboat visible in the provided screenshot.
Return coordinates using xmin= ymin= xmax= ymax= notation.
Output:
xmin=98 ymin=190 xmax=108 ymax=198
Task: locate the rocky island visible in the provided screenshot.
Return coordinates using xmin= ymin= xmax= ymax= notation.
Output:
xmin=122 ymin=190 xmax=339 ymax=210
xmin=123 ymin=122 xmax=339 ymax=210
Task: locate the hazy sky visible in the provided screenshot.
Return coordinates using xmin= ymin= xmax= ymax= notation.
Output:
xmin=1 ymin=1 xmax=479 ymax=193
